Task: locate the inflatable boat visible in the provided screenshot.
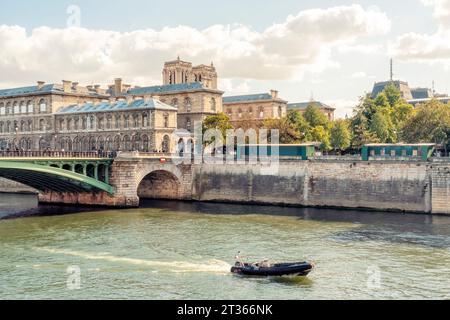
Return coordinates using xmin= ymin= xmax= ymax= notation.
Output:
xmin=231 ymin=260 xmax=314 ymax=277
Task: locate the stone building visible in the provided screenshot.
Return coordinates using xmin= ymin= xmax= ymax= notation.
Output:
xmin=371 ymin=80 xmax=413 ymax=100
xmin=287 ymin=101 xmax=335 ymax=121
xmin=222 ymin=90 xmax=288 ymax=127
xmin=0 ymin=58 xmax=223 ymax=152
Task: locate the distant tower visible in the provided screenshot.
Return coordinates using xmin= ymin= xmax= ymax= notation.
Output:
xmin=162 ymin=57 xmax=193 ymax=85
xmin=390 ymin=58 xmax=394 ymax=81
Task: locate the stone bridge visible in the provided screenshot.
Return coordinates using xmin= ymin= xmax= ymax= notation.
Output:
xmin=1 ymin=151 xmax=449 ymax=215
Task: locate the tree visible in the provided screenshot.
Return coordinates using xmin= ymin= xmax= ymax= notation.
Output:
xmin=286 ymin=110 xmax=311 ymax=142
xmin=263 ymin=118 xmax=300 ymax=144
xmin=310 ymin=125 xmax=331 ymax=151
xmin=401 ymin=100 xmax=450 ymax=148
xmin=304 ymin=104 xmax=329 ymax=128
xmin=369 ymin=110 xmax=396 ymax=143
xmin=202 ymin=113 xmax=233 ymax=145
xmin=330 ymin=119 xmax=351 ymax=152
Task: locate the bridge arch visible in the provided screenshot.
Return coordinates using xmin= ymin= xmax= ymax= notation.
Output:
xmin=137 ymin=169 xmax=181 ymax=200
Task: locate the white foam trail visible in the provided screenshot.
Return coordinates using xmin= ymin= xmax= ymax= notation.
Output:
xmin=35 ymin=247 xmax=231 ymax=274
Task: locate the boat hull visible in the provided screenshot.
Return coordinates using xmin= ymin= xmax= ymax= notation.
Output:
xmin=231 ymin=262 xmax=313 ymax=277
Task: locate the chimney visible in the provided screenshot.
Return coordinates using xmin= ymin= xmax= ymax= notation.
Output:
xmin=71 ymin=82 xmax=79 ymax=91
xmin=270 ymin=89 xmax=279 ymax=99
xmin=94 ymin=84 xmax=101 ymax=94
xmin=62 ymin=80 xmax=72 ymax=93
xmin=37 ymin=81 xmax=45 ymax=90
xmin=114 ymin=78 xmax=123 ymax=95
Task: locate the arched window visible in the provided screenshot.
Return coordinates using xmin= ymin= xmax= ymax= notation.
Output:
xmin=6 ymin=121 xmax=11 ymax=133
xmin=59 ymin=119 xmax=65 ymax=131
xmin=106 ymin=116 xmax=112 ymax=129
xmin=27 ymin=101 xmax=33 ymax=114
xmin=105 ymin=136 xmax=112 ymax=151
xmin=20 ymin=101 xmax=26 ymax=114
xmin=248 ymin=107 xmax=253 ymax=115
xmin=171 ymin=98 xmax=178 ymax=108
xmin=163 ymin=114 xmax=169 ymax=128
xmin=226 ymin=109 xmax=232 ymax=117
xmin=259 ymin=107 xmax=264 ymax=119
xmin=162 ymin=135 xmax=170 ymax=153
xmin=186 ymin=118 xmax=191 ymax=131
xmin=6 ymin=102 xmax=11 ymax=115
xmin=74 ymin=117 xmax=79 ymax=130
xmin=123 ymin=135 xmax=131 ymax=151
xmin=67 ymin=118 xmax=73 ymax=131
xmin=13 ymin=102 xmax=19 ymax=114
xmin=114 ymin=135 xmax=121 ymax=151
xmin=124 ymin=115 xmax=130 ymax=129
xmin=238 ymin=108 xmax=243 ymax=118
xmin=0 ymin=122 xmax=3 ymax=133
xmin=82 ymin=116 xmax=87 ymax=130
xmin=184 ymin=98 xmax=191 ymax=112
xmin=20 ymin=120 xmax=25 ymax=132
xmin=211 ymin=98 xmax=216 ymax=112
xmin=89 ymin=115 xmax=95 ymax=130
xmin=133 ymin=114 xmax=139 ymax=128
xmin=0 ymin=103 xmax=5 ymax=115
xmin=98 ymin=117 xmax=105 ymax=130
xmin=39 ymin=99 xmax=47 ymax=113
xmin=141 ymin=134 xmax=149 ymax=152
xmin=39 ymin=119 xmax=45 ymax=131
xmin=115 ymin=115 xmax=121 ymax=129
xmin=142 ymin=112 xmax=149 ymax=127
xmin=27 ymin=120 xmax=32 ymax=132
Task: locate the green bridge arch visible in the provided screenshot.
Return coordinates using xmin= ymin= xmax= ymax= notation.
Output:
xmin=0 ymin=160 xmax=115 ymax=194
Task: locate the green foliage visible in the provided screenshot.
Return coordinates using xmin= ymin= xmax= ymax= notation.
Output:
xmin=202 ymin=113 xmax=233 ymax=144
xmin=304 ymin=104 xmax=330 ymax=128
xmin=263 ymin=117 xmax=300 ymax=144
xmin=310 ymin=125 xmax=331 ymax=151
xmin=401 ymin=100 xmax=450 ymax=146
xmin=330 ymin=119 xmax=351 ymax=151
xmin=350 ymin=83 xmax=413 ymax=148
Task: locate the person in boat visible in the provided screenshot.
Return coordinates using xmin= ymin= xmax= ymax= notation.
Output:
xmin=235 ymin=251 xmax=244 ymax=267
xmin=260 ymin=259 xmax=271 ymax=268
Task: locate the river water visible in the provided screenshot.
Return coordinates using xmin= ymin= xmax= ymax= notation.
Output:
xmin=1 ymin=193 xmax=450 ymax=300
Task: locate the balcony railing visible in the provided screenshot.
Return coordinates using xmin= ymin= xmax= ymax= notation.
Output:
xmin=0 ymin=150 xmax=115 ymax=158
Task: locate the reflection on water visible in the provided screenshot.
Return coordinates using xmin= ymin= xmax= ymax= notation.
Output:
xmin=1 ymin=195 xmax=450 ymax=299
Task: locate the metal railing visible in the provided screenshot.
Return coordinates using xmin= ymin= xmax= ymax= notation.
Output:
xmin=0 ymin=150 xmax=116 ymax=158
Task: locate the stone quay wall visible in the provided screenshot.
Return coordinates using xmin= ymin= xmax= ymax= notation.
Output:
xmin=191 ymin=160 xmax=449 ymax=214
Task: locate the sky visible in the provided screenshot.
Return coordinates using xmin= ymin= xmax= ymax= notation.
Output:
xmin=1 ymin=0 xmax=450 ymax=118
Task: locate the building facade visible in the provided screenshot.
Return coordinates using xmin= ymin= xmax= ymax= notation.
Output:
xmin=222 ymin=90 xmax=288 ymax=127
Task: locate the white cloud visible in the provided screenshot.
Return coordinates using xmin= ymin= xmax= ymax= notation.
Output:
xmin=390 ymin=0 xmax=450 ymax=65
xmin=324 ymin=99 xmax=359 ymax=119
xmin=0 ymin=4 xmax=390 ymax=87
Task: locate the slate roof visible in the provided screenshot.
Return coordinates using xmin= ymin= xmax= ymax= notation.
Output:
xmin=127 ymin=82 xmax=206 ymax=95
xmin=223 ymin=93 xmax=276 ymax=103
xmin=0 ymin=84 xmax=106 ymax=98
xmin=57 ymin=98 xmax=177 ymax=114
xmin=288 ymin=101 xmax=335 ymax=111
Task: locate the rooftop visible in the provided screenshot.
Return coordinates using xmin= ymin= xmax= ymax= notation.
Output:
xmin=0 ymin=83 xmax=107 ymax=98
xmin=223 ymin=93 xmax=285 ymax=104
xmin=57 ymin=98 xmax=177 ymax=114
xmin=288 ymin=101 xmax=335 ymax=111
xmin=127 ymin=82 xmax=208 ymax=95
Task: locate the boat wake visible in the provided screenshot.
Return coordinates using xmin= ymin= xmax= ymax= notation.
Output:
xmin=34 ymin=247 xmax=231 ymax=274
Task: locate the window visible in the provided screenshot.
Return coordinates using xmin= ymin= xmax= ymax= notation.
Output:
xmin=142 ymin=113 xmax=149 ymax=127
xmin=89 ymin=115 xmax=95 ymax=130
xmin=20 ymin=102 xmax=26 ymax=114
xmin=98 ymin=117 xmax=105 ymax=130
xmin=259 ymin=107 xmax=264 ymax=119
xmin=171 ymin=98 xmax=179 ymax=108
xmin=211 ymin=98 xmax=216 ymax=112
xmin=124 ymin=115 xmax=130 ymax=129
xmin=186 ymin=118 xmax=191 ymax=131
xmin=184 ymin=98 xmax=191 ymax=112
xmin=133 ymin=114 xmax=139 ymax=128
xmin=6 ymin=102 xmax=11 ymax=115
xmin=0 ymin=103 xmax=4 ymax=115
xmin=82 ymin=116 xmax=87 ymax=130
xmin=238 ymin=108 xmax=242 ymax=118
xmin=39 ymin=99 xmax=47 ymax=113
xmin=13 ymin=102 xmax=19 ymax=114
xmin=115 ymin=115 xmax=121 ymax=129
xmin=39 ymin=119 xmax=45 ymax=131
xmin=227 ymin=109 xmax=232 ymax=117
xmin=74 ymin=117 xmax=79 ymax=130
xmin=248 ymin=107 xmax=253 ymax=115
xmin=0 ymin=122 xmax=3 ymax=133
xmin=67 ymin=118 xmax=72 ymax=131
xmin=107 ymin=116 xmax=112 ymax=129
xmin=164 ymin=114 xmax=169 ymax=128
xmin=27 ymin=101 xmax=33 ymax=114
xmin=278 ymin=106 xmax=283 ymax=118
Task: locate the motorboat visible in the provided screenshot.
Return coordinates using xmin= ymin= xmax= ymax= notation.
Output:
xmin=231 ymin=255 xmax=314 ymax=277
